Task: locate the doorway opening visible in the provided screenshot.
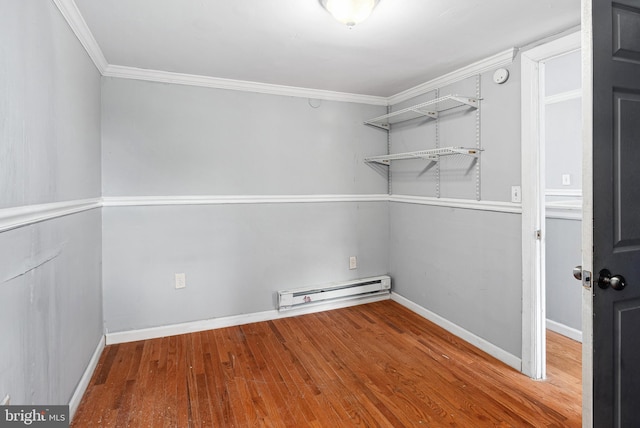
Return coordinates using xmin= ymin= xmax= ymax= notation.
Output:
xmin=542 ymin=48 xmax=583 ymax=345
xmin=520 ymin=31 xmax=582 ymax=380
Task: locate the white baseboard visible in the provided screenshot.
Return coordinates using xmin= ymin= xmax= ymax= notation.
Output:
xmin=391 ymin=292 xmax=522 ymax=371
xmin=106 ymin=293 xmax=390 ymax=345
xmin=546 ymin=319 xmax=583 ymax=343
xmin=69 ymin=335 xmax=105 ymax=420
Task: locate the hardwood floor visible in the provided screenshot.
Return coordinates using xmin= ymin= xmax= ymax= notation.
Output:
xmin=72 ymin=301 xmax=582 ymax=427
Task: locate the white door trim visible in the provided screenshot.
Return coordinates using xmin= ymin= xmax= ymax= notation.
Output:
xmin=520 ymin=31 xmax=582 ymax=380
xmin=581 ymin=1 xmax=594 ymax=425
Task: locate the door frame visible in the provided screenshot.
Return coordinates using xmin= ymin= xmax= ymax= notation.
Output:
xmin=521 ymin=27 xmax=581 ymax=379
xmin=521 ymin=30 xmax=582 ymax=379
xmin=521 ymin=27 xmax=592 ymax=426
xmin=580 ymin=1 xmax=593 ymax=426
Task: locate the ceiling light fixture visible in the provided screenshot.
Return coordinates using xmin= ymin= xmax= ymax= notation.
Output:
xmin=319 ymin=0 xmax=380 ymax=28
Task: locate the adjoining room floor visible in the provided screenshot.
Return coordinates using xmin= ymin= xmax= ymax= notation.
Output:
xmin=72 ymin=300 xmax=581 ymax=427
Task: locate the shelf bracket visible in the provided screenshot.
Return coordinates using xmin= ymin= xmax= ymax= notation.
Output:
xmin=363 ymin=121 xmax=390 ymax=130
xmin=449 ymin=96 xmax=479 ymax=109
xmin=449 ymin=148 xmax=482 ymax=157
xmin=411 ymin=108 xmax=438 ymax=119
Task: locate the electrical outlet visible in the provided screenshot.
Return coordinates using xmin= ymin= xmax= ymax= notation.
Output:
xmin=1 ymin=394 xmax=10 ymax=406
xmin=175 ymin=273 xmax=186 ymax=289
xmin=562 ymin=174 xmax=571 ymax=185
xmin=349 ymin=256 xmax=357 ymax=270
xmin=511 ymin=186 xmax=522 ymax=203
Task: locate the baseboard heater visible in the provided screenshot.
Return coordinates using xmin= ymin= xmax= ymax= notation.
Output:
xmin=278 ymin=275 xmax=391 ymax=311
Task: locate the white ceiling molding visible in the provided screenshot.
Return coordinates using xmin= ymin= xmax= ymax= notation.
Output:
xmin=387 ymin=48 xmax=519 ymax=106
xmin=52 ymin=0 xmax=107 ymax=73
xmin=53 ymin=0 xmax=518 ymax=106
xmin=102 ymin=65 xmax=388 ymax=106
xmin=52 ymin=0 xmax=386 ymax=105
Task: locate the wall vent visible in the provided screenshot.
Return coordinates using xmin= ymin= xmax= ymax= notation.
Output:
xmin=278 ymin=275 xmax=391 ymax=311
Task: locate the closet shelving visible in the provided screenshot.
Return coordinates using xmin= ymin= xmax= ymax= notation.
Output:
xmin=363 ymin=87 xmax=483 ymax=200
xmin=364 ymin=147 xmax=482 ymax=166
xmin=363 ymin=94 xmax=481 ymax=166
xmin=364 ymin=94 xmax=478 ymax=130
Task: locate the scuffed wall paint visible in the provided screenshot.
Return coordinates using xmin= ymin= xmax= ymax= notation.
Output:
xmin=0 ymin=1 xmax=102 ymax=406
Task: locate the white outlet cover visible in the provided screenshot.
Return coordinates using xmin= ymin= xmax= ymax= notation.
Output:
xmin=562 ymin=174 xmax=571 ymax=185
xmin=349 ymin=256 xmax=357 ymax=270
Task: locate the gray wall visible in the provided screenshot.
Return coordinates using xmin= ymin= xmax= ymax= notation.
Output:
xmin=389 ymin=60 xmax=524 ymax=357
xmin=544 ymin=50 xmax=582 ymax=333
xmin=545 ymin=98 xmax=582 ymax=190
xmin=546 ymin=218 xmax=582 ymax=331
xmin=101 ymin=78 xmax=389 ymax=332
xmin=103 ymin=202 xmax=387 ymax=331
xmin=0 ymin=1 xmax=102 ymax=405
xmin=102 ymin=79 xmax=387 ymax=196
xmin=0 ymin=2 xmax=580 ymax=406
xmin=390 ymin=204 xmax=522 ymax=356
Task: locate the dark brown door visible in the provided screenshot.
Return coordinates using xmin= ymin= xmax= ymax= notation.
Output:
xmin=592 ymin=0 xmax=640 ymax=425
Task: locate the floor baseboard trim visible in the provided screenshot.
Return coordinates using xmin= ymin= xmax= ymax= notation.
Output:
xmin=546 ymin=319 xmax=583 ymax=343
xmin=391 ymin=292 xmax=522 ymax=371
xmin=106 ymin=294 xmax=390 ymax=345
xmin=69 ymin=335 xmax=105 ymax=420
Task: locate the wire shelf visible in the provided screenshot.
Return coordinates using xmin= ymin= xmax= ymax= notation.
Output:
xmin=364 ymin=95 xmax=479 ymax=130
xmin=364 ymin=147 xmax=482 ymax=165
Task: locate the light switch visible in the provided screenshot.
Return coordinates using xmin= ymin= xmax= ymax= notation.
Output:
xmin=511 ymin=186 xmax=521 ymax=203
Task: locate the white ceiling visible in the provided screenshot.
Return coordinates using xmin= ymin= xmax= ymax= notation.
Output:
xmin=73 ymin=0 xmax=581 ymax=97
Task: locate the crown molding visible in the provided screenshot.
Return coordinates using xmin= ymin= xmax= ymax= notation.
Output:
xmin=521 ymin=30 xmax=581 ymax=63
xmin=387 ymin=48 xmax=519 ymax=105
xmin=0 ymin=198 xmax=102 ymax=232
xmin=102 ymin=64 xmax=389 ymax=106
xmin=54 ymin=0 xmax=518 ymax=106
xmin=52 ymin=0 xmax=108 ymax=73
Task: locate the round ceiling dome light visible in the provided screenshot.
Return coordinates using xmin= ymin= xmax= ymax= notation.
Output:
xmin=319 ymin=0 xmax=381 ymax=28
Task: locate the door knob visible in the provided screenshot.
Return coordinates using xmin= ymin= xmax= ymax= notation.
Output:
xmin=573 ymin=266 xmax=582 ymax=281
xmin=597 ymin=269 xmax=626 ymax=291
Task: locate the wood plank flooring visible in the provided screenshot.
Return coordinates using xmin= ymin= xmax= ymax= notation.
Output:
xmin=72 ymin=301 xmax=582 ymax=427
